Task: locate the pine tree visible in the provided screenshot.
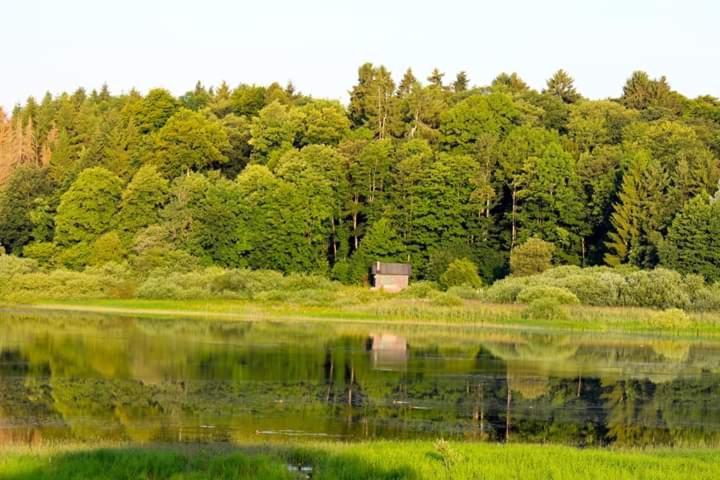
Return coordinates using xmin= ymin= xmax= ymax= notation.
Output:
xmin=453 ymin=71 xmax=469 ymax=93
xmin=544 ymin=69 xmax=581 ymax=103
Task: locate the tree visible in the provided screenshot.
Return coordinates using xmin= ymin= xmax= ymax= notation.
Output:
xmin=544 ymin=69 xmax=581 ymax=104
xmin=510 ymin=238 xmax=554 ymax=276
xmin=230 ymin=84 xmax=267 ymax=117
xmin=89 ymin=231 xmax=126 ymax=265
xmin=440 ymin=258 xmax=483 ymax=288
xmin=604 ymin=152 xmax=670 ymax=268
xmin=298 ymin=100 xmax=350 ymax=146
xmin=180 ymin=81 xmax=211 ymax=111
xmin=152 ymin=109 xmax=230 ymax=177
xmin=134 ymin=88 xmax=179 ymax=133
xmin=348 ymin=63 xmax=398 ymax=138
xmin=491 ymin=73 xmax=530 ymax=95
xmin=249 ymin=100 xmax=303 ymax=164
xmin=515 ymin=142 xmax=587 ymax=264
xmin=440 ymin=94 xmax=520 ymax=154
xmin=453 ymin=72 xmax=469 ymax=93
xmin=350 ymin=217 xmax=406 ymax=282
xmin=660 ymin=194 xmax=720 ymax=282
xmin=118 ymin=165 xmax=169 ymax=237
xmin=496 ymin=125 xmax=558 ymax=249
xmin=55 ymin=167 xmax=123 ymax=245
xmin=0 ymin=166 xmax=52 ymax=253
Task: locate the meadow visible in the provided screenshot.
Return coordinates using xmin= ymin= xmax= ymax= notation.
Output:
xmin=3 ymin=442 xmax=720 ymax=480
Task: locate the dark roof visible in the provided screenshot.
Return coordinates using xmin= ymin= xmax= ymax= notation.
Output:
xmin=371 ymin=262 xmax=411 ymax=276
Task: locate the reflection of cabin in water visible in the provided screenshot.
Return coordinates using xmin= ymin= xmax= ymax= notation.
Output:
xmin=370 ymin=262 xmax=411 ymax=292
xmin=366 ymin=333 xmax=408 ymax=370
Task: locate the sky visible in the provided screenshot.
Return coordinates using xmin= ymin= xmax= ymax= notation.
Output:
xmin=3 ymin=0 xmax=719 ymax=110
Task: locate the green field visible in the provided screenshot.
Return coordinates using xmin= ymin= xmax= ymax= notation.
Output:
xmin=2 ymin=442 xmax=719 ymax=480
xmin=9 ymin=297 xmax=720 ymax=337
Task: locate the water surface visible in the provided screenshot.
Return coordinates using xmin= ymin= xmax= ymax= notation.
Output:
xmin=1 ymin=308 xmax=719 ymax=447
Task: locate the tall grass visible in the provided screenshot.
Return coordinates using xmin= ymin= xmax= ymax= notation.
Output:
xmin=2 ymin=442 xmax=719 ymax=480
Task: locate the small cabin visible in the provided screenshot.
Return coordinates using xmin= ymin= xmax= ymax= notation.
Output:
xmin=370 ymin=262 xmax=411 ymax=292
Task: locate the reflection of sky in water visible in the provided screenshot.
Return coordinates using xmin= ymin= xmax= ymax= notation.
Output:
xmin=1 ymin=308 xmax=720 ymax=447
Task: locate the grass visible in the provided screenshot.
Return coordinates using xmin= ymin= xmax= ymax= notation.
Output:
xmin=7 ymin=296 xmax=720 ymax=338
xmin=2 ymin=441 xmax=719 ymax=480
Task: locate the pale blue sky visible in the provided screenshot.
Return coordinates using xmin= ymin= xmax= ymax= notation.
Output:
xmin=3 ymin=0 xmax=718 ymax=110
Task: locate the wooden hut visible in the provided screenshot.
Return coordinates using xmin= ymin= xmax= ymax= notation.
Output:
xmin=370 ymin=262 xmax=411 ymax=292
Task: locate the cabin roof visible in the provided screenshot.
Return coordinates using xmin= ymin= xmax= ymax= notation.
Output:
xmin=371 ymin=262 xmax=412 ymax=276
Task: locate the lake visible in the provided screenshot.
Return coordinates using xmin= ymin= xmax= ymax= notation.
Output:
xmin=1 ymin=308 xmax=719 ymax=447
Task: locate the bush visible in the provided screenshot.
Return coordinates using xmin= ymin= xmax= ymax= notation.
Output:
xmin=516 ymin=286 xmax=580 ymax=305
xmin=484 ymin=276 xmax=531 ymax=303
xmin=691 ymin=285 xmax=720 ymax=311
xmin=137 ymin=268 xmax=224 ymax=299
xmin=523 ymin=297 xmax=568 ymax=321
xmin=554 ymin=271 xmax=626 ymax=306
xmin=429 ymin=291 xmax=464 ymax=307
xmin=90 ymin=231 xmax=126 ymax=266
xmin=510 ymin=238 xmax=554 ymax=276
xmin=55 ymin=242 xmax=92 ymax=270
xmin=400 ymin=281 xmax=441 ymax=299
xmin=620 ymin=268 xmax=691 ymax=309
xmin=23 ymin=242 xmax=58 ymax=266
xmin=0 ymin=254 xmax=39 ymax=279
xmin=1 ymin=268 xmax=135 ymax=301
xmin=447 ymin=285 xmax=483 ymax=300
xmin=650 ymin=308 xmax=692 ymax=329
xmin=440 ymin=258 xmax=483 ymax=289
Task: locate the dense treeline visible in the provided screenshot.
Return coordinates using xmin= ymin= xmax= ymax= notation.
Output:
xmin=2 ymin=66 xmax=720 ymax=284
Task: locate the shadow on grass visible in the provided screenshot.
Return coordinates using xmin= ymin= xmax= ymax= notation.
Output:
xmin=3 ymin=445 xmax=419 ymax=480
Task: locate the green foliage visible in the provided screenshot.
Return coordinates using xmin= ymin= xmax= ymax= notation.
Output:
xmin=89 ymin=231 xmax=126 ymax=266
xmin=446 ymin=285 xmax=483 ymax=300
xmin=0 ymin=166 xmax=52 ymax=253
xmin=152 ymin=109 xmax=230 ymax=177
xmin=118 ymin=165 xmax=169 ymax=236
xmin=523 ymin=297 xmax=568 ymax=321
xmin=54 ymin=167 xmax=123 ymax=246
xmin=510 ymin=238 xmax=554 ymax=276
xmin=440 ymin=258 xmax=483 ymax=288
xmin=620 ymin=268 xmax=691 ymax=309
xmin=660 ymin=194 xmax=720 ymax=282
xmin=429 ymin=290 xmax=464 ymax=307
xmin=23 ymin=241 xmax=58 ymax=265
xmin=516 ymin=286 xmax=580 ymax=305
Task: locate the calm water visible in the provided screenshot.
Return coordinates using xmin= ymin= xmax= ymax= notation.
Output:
xmin=1 ymin=308 xmax=720 ymax=447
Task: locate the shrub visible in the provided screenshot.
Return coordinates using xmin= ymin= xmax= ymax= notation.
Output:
xmin=516 ymin=286 xmax=579 ymax=305
xmin=137 ymin=268 xmax=224 ymax=299
xmin=650 ymin=308 xmax=692 ymax=329
xmin=620 ymin=268 xmax=691 ymax=309
xmin=554 ymin=272 xmax=625 ymax=306
xmin=484 ymin=276 xmax=531 ymax=303
xmin=23 ymin=242 xmax=58 ymax=266
xmin=90 ymin=231 xmax=126 ymax=266
xmin=400 ymin=281 xmax=441 ymax=299
xmin=523 ymin=297 xmax=568 ymax=321
xmin=55 ymin=242 xmax=92 ymax=270
xmin=440 ymin=258 xmax=483 ymax=289
xmin=691 ymin=285 xmax=720 ymax=311
xmin=446 ymin=285 xmax=483 ymax=300
xmin=429 ymin=291 xmax=464 ymax=307
xmin=0 ymin=254 xmax=39 ymax=279
xmin=510 ymin=238 xmax=554 ymax=276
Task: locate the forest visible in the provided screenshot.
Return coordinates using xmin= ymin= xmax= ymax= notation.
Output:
xmin=2 ymin=65 xmax=720 ymax=285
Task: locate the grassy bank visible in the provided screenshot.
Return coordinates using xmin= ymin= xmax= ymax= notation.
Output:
xmin=2 ymin=441 xmax=719 ymax=480
xmin=8 ymin=297 xmax=720 ymax=337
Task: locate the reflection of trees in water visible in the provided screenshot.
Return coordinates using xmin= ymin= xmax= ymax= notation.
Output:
xmin=2 ymin=316 xmax=720 ymax=447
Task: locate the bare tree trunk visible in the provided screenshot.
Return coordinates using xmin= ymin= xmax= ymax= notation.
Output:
xmin=511 ymin=187 xmax=518 ymax=250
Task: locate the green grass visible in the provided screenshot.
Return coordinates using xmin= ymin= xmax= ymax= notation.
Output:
xmin=8 ymin=296 xmax=720 ymax=338
xmin=2 ymin=442 xmax=719 ymax=479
